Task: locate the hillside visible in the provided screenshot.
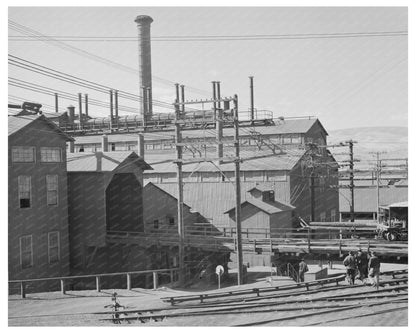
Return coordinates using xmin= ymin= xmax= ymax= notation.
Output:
xmin=327 ymin=126 xmax=408 ymax=170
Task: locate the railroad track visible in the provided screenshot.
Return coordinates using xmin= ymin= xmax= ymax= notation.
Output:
xmin=96 ymin=270 xmax=408 ymax=325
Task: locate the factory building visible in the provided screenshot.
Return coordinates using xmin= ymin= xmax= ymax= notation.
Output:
xmin=8 ymin=114 xmax=73 ymax=288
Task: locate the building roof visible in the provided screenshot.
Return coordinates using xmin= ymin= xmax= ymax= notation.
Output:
xmin=387 ymin=201 xmax=408 ymax=208
xmin=339 ymin=187 xmax=408 ymax=213
xmin=145 ymin=149 xmax=306 ymax=174
xmin=225 ymin=197 xmax=295 ymax=215
xmin=73 ymin=118 xmax=326 ymax=144
xmin=8 ymin=114 xmax=74 ymax=141
xmin=153 ymin=181 xmax=292 ymax=226
xmin=67 ymin=151 xmax=152 ymax=172
xmin=144 ymin=182 xmax=194 ymax=211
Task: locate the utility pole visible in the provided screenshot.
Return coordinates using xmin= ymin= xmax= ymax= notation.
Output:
xmin=307 ymin=143 xmax=316 ymax=222
xmin=78 ymin=93 xmax=83 ymax=129
xmin=233 ymin=94 xmax=244 ymax=285
xmin=371 ymin=151 xmax=386 ymax=223
xmin=249 ymin=76 xmax=254 ymax=121
xmin=174 ymin=83 xmax=185 ymax=286
xmin=348 ymin=140 xmax=355 ymax=222
xmin=109 ymin=90 xmax=114 ymax=130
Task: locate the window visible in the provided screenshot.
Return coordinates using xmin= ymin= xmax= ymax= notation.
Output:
xmin=168 ymin=216 xmax=175 ymax=226
xmin=40 ymin=147 xmax=62 ymax=162
xmin=46 ymin=175 xmax=58 ymax=206
xmin=12 ymin=147 xmax=35 ymax=163
xmin=18 ymin=176 xmax=31 ymax=208
xmin=48 ymin=231 xmax=60 ymax=263
xmin=128 ymin=144 xmax=137 ymax=151
xmin=319 ymin=212 xmax=327 ymax=222
xmin=20 ymin=235 xmax=33 ymax=269
xmin=153 ymin=219 xmax=159 ymax=229
xmin=111 ymin=143 xmax=116 ymax=151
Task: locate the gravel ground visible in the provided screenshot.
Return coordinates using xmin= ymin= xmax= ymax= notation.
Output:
xmin=8 ymin=263 xmax=408 ymax=326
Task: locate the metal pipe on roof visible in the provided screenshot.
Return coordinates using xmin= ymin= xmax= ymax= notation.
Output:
xmin=114 ymin=90 xmax=119 ymax=129
xmin=102 ymin=135 xmax=109 ymax=152
xmin=78 ymin=93 xmax=83 ymax=128
xmin=84 ymin=94 xmax=89 ymax=117
xmin=138 ymin=134 xmax=145 ymax=157
xmin=67 ymin=105 xmax=75 ymax=124
xmin=109 ymin=90 xmax=114 ymax=129
xmin=55 ymin=93 xmax=59 ymax=113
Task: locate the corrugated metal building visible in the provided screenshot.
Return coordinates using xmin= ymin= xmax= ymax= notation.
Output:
xmin=339 ymin=186 xmax=408 ymax=221
xmin=66 ymin=151 xmax=152 ymax=283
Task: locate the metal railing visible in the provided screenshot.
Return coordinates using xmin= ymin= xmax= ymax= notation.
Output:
xmin=9 ymin=267 xmax=178 ymax=299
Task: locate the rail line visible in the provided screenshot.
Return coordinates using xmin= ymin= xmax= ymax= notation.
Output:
xmin=97 ymin=270 xmax=407 ymax=325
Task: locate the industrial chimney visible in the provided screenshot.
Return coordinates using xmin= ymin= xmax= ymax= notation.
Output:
xmin=135 ymin=15 xmax=153 ymax=120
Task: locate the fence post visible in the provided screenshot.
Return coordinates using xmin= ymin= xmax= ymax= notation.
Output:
xmin=60 ymin=279 xmax=66 ymax=295
xmin=127 ymin=273 xmax=132 ymax=290
xmin=96 ymin=276 xmax=101 ymax=292
xmin=20 ymin=282 xmax=26 ymax=299
xmin=170 ymin=269 xmax=174 ymax=283
xmin=153 ymin=272 xmax=158 ymax=290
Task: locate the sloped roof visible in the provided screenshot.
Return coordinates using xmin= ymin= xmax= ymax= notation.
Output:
xmin=67 ymin=151 xmax=152 ymax=172
xmin=339 ymin=187 xmax=408 ymax=213
xmin=387 ymin=201 xmax=408 ymax=208
xmin=73 ymin=118 xmax=326 ymax=144
xmin=145 ymin=150 xmax=306 ymax=174
xmin=225 ymin=198 xmax=295 ymax=215
xmin=8 ymin=114 xmax=74 ymax=141
xmin=154 ymin=181 xmax=292 ymax=226
xmin=144 ymin=182 xmax=193 ymax=211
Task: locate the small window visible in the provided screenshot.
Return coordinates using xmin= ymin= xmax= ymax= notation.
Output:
xmin=20 ymin=235 xmax=33 ymax=269
xmin=168 ymin=217 xmax=175 ymax=226
xmin=48 ymin=231 xmax=60 ymax=263
xmin=111 ymin=143 xmax=116 ymax=151
xmin=12 ymin=147 xmax=35 ymax=163
xmin=18 ymin=176 xmax=31 ymax=208
xmin=153 ymin=219 xmax=159 ymax=229
xmin=79 ymin=146 xmax=85 ymax=153
xmin=46 ymin=175 xmax=58 ymax=206
xmin=319 ymin=212 xmax=327 ymax=222
xmin=40 ymin=147 xmax=62 ymax=162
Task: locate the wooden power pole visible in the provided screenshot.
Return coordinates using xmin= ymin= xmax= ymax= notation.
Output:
xmin=174 ymin=84 xmax=185 ymax=286
xmin=233 ymin=94 xmax=244 ymax=285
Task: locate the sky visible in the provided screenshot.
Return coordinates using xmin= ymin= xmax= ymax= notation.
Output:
xmin=8 ymin=6 xmax=408 ymax=131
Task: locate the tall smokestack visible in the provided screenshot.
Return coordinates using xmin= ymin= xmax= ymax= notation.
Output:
xmin=135 ymin=15 xmax=153 ymax=120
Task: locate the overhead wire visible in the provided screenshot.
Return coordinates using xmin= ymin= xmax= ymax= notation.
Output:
xmin=8 ymin=20 xmax=212 ymax=97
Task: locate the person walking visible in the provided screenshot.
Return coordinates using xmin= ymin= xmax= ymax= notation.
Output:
xmin=368 ymin=251 xmax=381 ymax=290
xmin=298 ymin=258 xmax=309 ymax=283
xmin=355 ymin=248 xmax=368 ymax=283
xmin=343 ymin=251 xmax=357 ymax=285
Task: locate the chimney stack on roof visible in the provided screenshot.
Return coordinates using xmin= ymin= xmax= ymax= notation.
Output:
xmin=135 ymin=15 xmax=153 ymax=120
xmin=102 ymin=135 xmax=109 ymax=152
xmin=67 ymin=105 xmax=75 ymax=123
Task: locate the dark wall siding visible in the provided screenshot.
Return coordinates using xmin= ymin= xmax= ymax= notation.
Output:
xmin=106 ymin=173 xmax=143 ymax=232
xmin=67 ymin=172 xmax=106 ymax=272
xmin=8 ymin=119 xmax=70 ymax=281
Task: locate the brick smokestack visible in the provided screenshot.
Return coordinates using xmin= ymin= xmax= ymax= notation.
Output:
xmin=135 ymin=15 xmax=153 ymax=120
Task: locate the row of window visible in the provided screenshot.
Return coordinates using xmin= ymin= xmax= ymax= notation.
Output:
xmin=18 ymin=175 xmax=59 ymax=208
xmin=153 ymin=216 xmax=175 ymax=229
xmin=12 ymin=146 xmax=62 ymax=163
xmin=19 ymin=232 xmax=60 ymax=269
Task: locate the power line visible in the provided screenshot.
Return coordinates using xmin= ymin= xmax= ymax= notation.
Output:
xmin=9 ymin=30 xmax=408 ymax=41
xmin=8 ymin=20 xmax=212 ymax=97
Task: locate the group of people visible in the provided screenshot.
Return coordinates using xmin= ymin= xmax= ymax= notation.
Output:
xmin=343 ymin=249 xmax=381 ymax=289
